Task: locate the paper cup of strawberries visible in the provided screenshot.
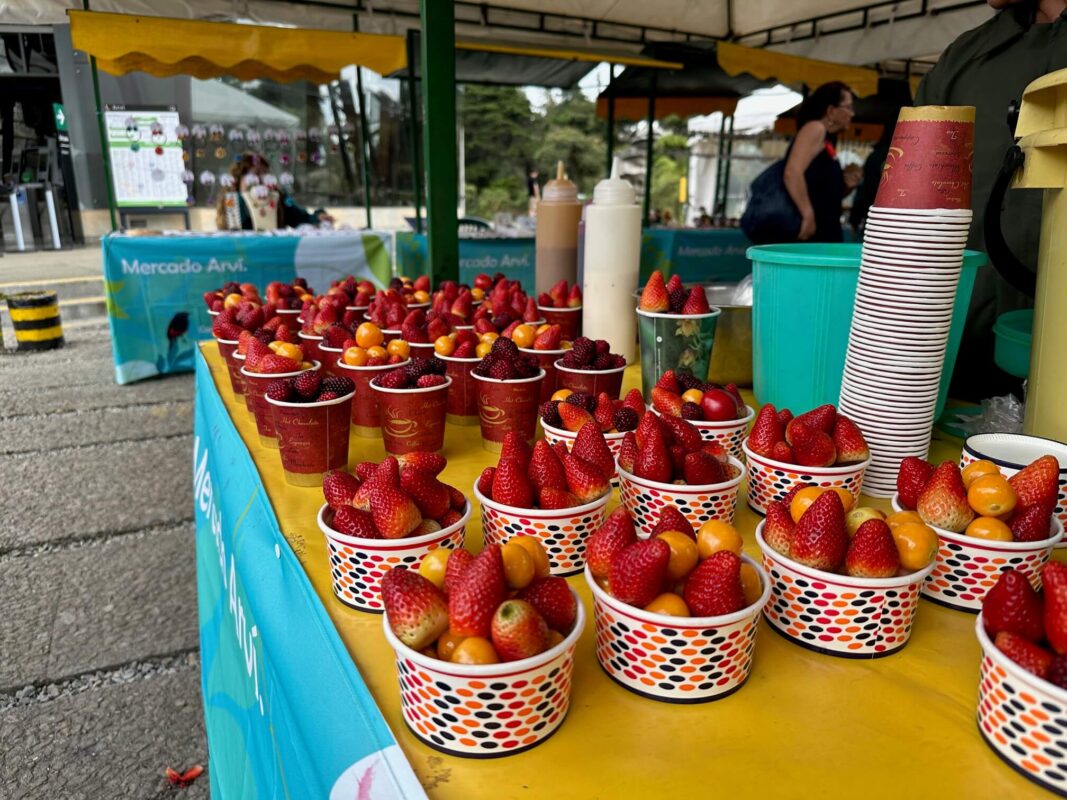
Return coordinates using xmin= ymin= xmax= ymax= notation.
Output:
xmin=474 ymin=431 xmax=612 ymax=575
xmin=553 ymin=336 xmax=628 ymax=400
xmin=426 ymin=329 xmax=482 ymax=425
xmin=469 ymin=277 xmax=543 ymax=336
xmin=264 ymin=371 xmax=354 ymax=486
xmin=335 ymin=327 xmax=410 ymax=437
xmin=317 ymin=452 xmax=470 ymax=611
xmin=370 ymin=358 xmax=451 ymax=456
xmin=976 ymin=563 xmax=1067 ymax=795
xmin=430 ymin=280 xmax=477 ymax=325
xmin=743 ymin=403 xmax=871 ymax=514
xmin=211 ymin=301 xmax=297 ymax=398
xmin=649 ymin=369 xmax=755 ymax=462
xmin=396 ymin=307 xmax=463 ymax=360
xmin=891 ymin=455 xmax=1065 ymax=612
xmin=636 ymin=271 xmax=720 ymax=403
xmin=585 ymin=505 xmax=770 ymax=702
xmin=617 ymin=411 xmax=744 ymax=537
xmin=239 ymin=340 xmax=318 ymax=448
xmin=508 ymin=321 xmax=568 ymax=402
xmin=536 ymin=280 xmax=582 ymax=340
xmin=381 ymin=538 xmax=585 ymax=757
xmin=470 ymin=339 xmax=545 ymax=452
xmin=757 ymin=487 xmax=937 ymax=657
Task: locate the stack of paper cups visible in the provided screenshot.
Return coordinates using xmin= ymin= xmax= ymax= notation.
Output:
xmin=838 ymin=106 xmax=975 ymax=497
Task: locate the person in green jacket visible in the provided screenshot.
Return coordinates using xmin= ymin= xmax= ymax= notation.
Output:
xmin=915 ymin=0 xmax=1067 ymax=400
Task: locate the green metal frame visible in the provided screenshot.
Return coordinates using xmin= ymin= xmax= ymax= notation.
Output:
xmin=354 ymin=68 xmax=374 ymax=229
xmin=641 ymin=71 xmax=657 ymax=223
xmin=605 ymin=65 xmax=616 ymax=177
xmin=405 ymin=29 xmax=423 ymax=233
xmin=84 ymin=0 xmax=118 ymax=231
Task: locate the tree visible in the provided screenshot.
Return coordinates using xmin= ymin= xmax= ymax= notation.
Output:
xmin=459 ymin=85 xmax=537 ymax=192
xmin=537 ymin=90 xmax=605 ymax=193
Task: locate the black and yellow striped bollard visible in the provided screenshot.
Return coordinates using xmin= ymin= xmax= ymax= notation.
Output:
xmin=5 ymin=291 xmax=65 ymax=351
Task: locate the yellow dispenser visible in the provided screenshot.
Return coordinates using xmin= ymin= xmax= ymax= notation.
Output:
xmin=1013 ymin=68 xmax=1067 ymax=441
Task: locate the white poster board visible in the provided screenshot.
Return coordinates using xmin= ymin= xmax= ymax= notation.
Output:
xmin=104 ymin=105 xmax=187 ymax=208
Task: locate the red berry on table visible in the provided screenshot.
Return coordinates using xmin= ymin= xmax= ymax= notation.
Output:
xmin=610 ymin=538 xmax=671 ymax=608
xmin=897 ymin=457 xmax=935 ymax=510
xmin=476 ymin=466 xmax=496 ymax=499
xmin=322 ymin=469 xmax=360 ymax=509
xmin=293 ymin=369 xmax=323 ymax=399
xmin=442 ymin=547 xmax=474 ymax=598
xmin=499 ymin=431 xmax=533 ymax=470
xmin=1044 ymin=561 xmax=1067 ymax=654
xmin=651 ymin=387 xmax=685 ymax=418
xmin=332 ymin=505 xmax=379 ymax=538
xmin=660 ymin=415 xmax=704 ymax=455
xmin=1009 ymin=455 xmax=1060 ymax=516
xmin=788 ymin=404 xmax=837 ymax=438
xmin=650 ymin=504 xmax=696 ymax=541
xmin=400 ymin=467 xmax=451 ymax=521
xmin=982 ymin=569 xmax=1045 ymax=643
xmin=770 ymin=441 xmax=794 ymax=464
xmin=995 ymin=630 xmax=1053 ymax=678
xmin=613 ymin=407 xmax=639 ymax=432
xmin=790 ymin=422 xmax=837 ymax=468
xmin=621 ymin=388 xmax=646 ymax=418
xmin=617 ymin=431 xmax=638 ymax=474
xmin=683 ymin=450 xmax=726 ymax=485
xmin=416 ymin=374 xmax=447 ymax=388
xmin=844 ymin=519 xmax=900 ymax=578
xmin=381 ymin=567 xmax=450 ymax=651
xmin=747 ymin=404 xmax=783 ymax=458
xmin=633 ymin=418 xmax=673 ymax=483
xmin=558 ymin=402 xmax=594 ymax=433
xmin=1010 ymin=504 xmax=1054 ymax=542
xmin=491 ymin=600 xmax=549 ymax=662
xmin=586 ymin=507 xmax=638 ymax=580
xmin=265 ymin=379 xmax=295 ymax=403
xmin=493 ymin=458 xmax=535 ymax=508
xmin=528 ymin=440 xmax=568 ymax=493
xmin=571 ymin=422 xmax=616 ymax=482
xmin=917 ymin=462 xmax=975 ymax=533
xmin=654 ymin=369 xmax=681 ymax=394
xmin=638 ymin=270 xmax=670 ymax=312
xmin=519 ymin=576 xmax=577 ymax=634
xmin=790 ymin=490 xmax=848 ymax=572
xmin=684 ymin=550 xmax=745 ymax=616
xmin=258 ymin=354 xmax=300 ymax=374
xmin=396 ymin=451 xmax=447 ymax=477
xmin=449 ymin=544 xmax=506 ymax=638
xmin=594 ymin=392 xmax=616 ymax=431
xmin=832 ymin=415 xmax=870 ymax=465
xmin=763 ymin=500 xmax=795 ymax=556
xmin=538 ymin=486 xmax=580 ymax=509
xmin=562 ymin=453 xmax=611 ymax=503
xmin=370 ymin=485 xmax=423 ymax=539
xmin=680 ymin=286 xmax=711 ymax=315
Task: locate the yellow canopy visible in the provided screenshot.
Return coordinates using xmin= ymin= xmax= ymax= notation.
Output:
xmin=455 ymin=41 xmax=683 ymax=71
xmin=717 ymin=41 xmax=881 ymax=98
xmin=68 ymin=11 xmax=407 ymax=84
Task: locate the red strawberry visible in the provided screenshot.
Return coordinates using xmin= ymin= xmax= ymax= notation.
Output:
xmin=1010 ymin=504 xmax=1054 ymax=542
xmin=453 ymin=340 xmax=476 ymax=358
xmin=566 ymin=283 xmax=582 ymax=308
xmin=244 ymin=337 xmax=272 ymax=370
xmin=832 ymin=416 xmax=870 ymax=465
xmin=381 ymin=567 xmax=450 ymax=650
xmin=701 ymin=440 xmax=729 ymax=464
xmin=528 ymin=440 xmax=567 ymax=493
xmin=747 ymin=404 xmax=783 ymax=458
xmin=442 ymin=547 xmax=474 ymax=597
xmin=558 ymin=402 xmax=594 ymax=433
xmin=680 ymin=286 xmax=711 ymax=315
xmin=352 ymin=457 xmax=401 ymax=511
xmin=917 ymin=462 xmax=974 ymax=532
xmin=370 ymin=486 xmax=423 ymax=539
xmin=519 ymin=576 xmax=577 ymax=633
xmin=354 ymin=461 xmax=379 ymax=483
xmin=651 ymin=387 xmax=685 ymax=418
xmin=844 ymin=519 xmax=900 ymax=578
xmin=491 ymin=600 xmax=549 ymax=661
xmin=1047 ymin=655 xmax=1067 ymax=689
xmin=770 ymin=441 xmax=795 ymax=464
xmin=322 ymin=470 xmax=360 ymax=509
xmin=1010 ymin=455 xmax=1060 ymax=514
xmin=660 ymin=415 xmax=704 ymax=454
xmin=684 ymin=550 xmax=745 ymax=616
xmin=649 ymin=504 xmax=695 ymax=540
xmin=551 ymin=440 xmax=571 ymax=461
xmin=258 ymin=354 xmax=300 ymax=374
xmin=777 ymin=408 xmax=794 ymax=427
xmin=449 ymin=544 xmax=506 ymax=638
xmin=447 ymin=484 xmax=466 ymax=511
xmin=476 ymin=466 xmax=497 ymax=499
xmin=410 ymin=519 xmax=442 ymax=537
xmin=897 ymin=457 xmax=935 ymax=510
xmin=634 ymin=416 xmax=673 ymax=483
xmin=683 ymin=450 xmax=727 ymax=485
xmin=538 ymin=486 xmax=580 ymax=509
xmin=996 ymin=631 xmax=1053 ymax=678
xmin=788 ymin=404 xmax=837 ymax=439
xmin=639 ymin=271 xmax=670 ymax=312
xmin=665 ymin=273 xmax=683 ymax=294
xmin=562 ymin=453 xmax=611 ymax=503
xmin=416 ymin=374 xmax=447 ymax=388
xmin=609 ymin=538 xmax=671 ymax=608
xmin=654 ymin=370 xmax=681 ymax=395
xmin=762 ymin=500 xmax=794 ymax=556
xmin=621 ymin=388 xmax=646 ymax=418
xmin=439 ymin=509 xmax=463 ymax=528
xmin=332 ymin=506 xmax=379 ymax=538
xmin=617 ymin=431 xmax=638 ymax=474
xmin=492 ymin=458 xmax=535 ymax=508
xmin=400 ymin=467 xmax=451 ymax=521
xmin=593 ymin=392 xmax=616 ymax=432
xmin=790 ymin=490 xmax=848 ymax=572
xmin=668 ymin=445 xmax=687 ymax=476
xmin=982 ymin=569 xmax=1045 ymax=643
xmin=790 ymin=422 xmax=837 ymax=468
xmin=533 ymin=324 xmax=562 ymax=350
xmin=586 ymin=507 xmax=638 ymax=580
xmin=572 ymin=422 xmax=616 ymax=482
xmin=500 ymin=432 xmax=532 ymax=470
xmin=1044 ymin=561 xmax=1067 ymax=654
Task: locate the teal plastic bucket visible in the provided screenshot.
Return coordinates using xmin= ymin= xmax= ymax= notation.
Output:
xmin=747 ymin=243 xmax=987 ymax=418
xmin=993 ymin=309 xmax=1033 ymax=378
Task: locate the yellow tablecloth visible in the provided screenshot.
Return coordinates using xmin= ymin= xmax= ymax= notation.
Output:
xmin=204 ymin=344 xmax=1054 ymax=798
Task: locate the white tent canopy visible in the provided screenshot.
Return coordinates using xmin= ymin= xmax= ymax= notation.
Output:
xmin=189 ymin=78 xmax=299 ymax=126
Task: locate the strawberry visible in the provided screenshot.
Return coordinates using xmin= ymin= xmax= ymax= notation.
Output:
xmin=790 ymin=490 xmax=848 ymax=572
xmin=1044 ymin=561 xmax=1067 ymax=654
xmin=332 ymin=506 xmax=379 ymax=538
xmin=781 ymin=482 xmax=815 ymax=508
xmin=370 ymin=486 xmax=423 ymax=539
xmin=244 ymin=337 xmax=272 ymax=370
xmin=683 ymin=451 xmax=727 ymax=485
xmin=650 ymin=504 xmax=696 ymax=540
xmin=634 ymin=416 xmax=673 ymax=483
xmin=654 ymin=370 xmax=681 ymax=395
xmin=1010 ymin=504 xmax=1054 ymax=542
xmin=558 ymin=402 xmax=594 ymax=433
xmin=702 ymin=440 xmax=729 ymax=464
xmin=639 ymin=270 xmax=670 ymax=312
xmin=416 ymin=374 xmax=447 ymax=388
xmin=617 ymin=431 xmax=638 ymax=474
xmin=492 ymin=458 xmax=534 ymax=508
xmin=449 ymin=544 xmax=506 ymax=637
xmin=354 ymin=461 xmax=379 ymax=483
xmin=519 ymin=576 xmax=577 ymax=633
xmin=651 ymin=388 xmax=685 ymax=418
xmin=660 ymin=415 xmax=704 ymax=454
xmin=777 ymin=408 xmax=794 ymax=427
xmin=748 ymin=404 xmax=783 ymax=458
xmin=668 ymin=445 xmax=687 ymax=476
xmin=381 ymin=567 xmax=450 ymax=650
xmin=443 ymin=547 xmax=474 ymax=597
xmin=635 ymin=409 xmax=661 ymax=450
xmin=1009 ymin=455 xmax=1060 ymax=514
xmin=684 ymin=550 xmax=745 ymax=616
xmin=790 ymin=422 xmax=837 ymax=468
xmin=587 ymin=507 xmax=638 ymax=580
xmin=788 ymin=404 xmax=837 ymax=438
xmin=447 ymin=484 xmax=466 ymax=511
xmin=897 ymin=457 xmax=935 ymax=510
xmin=400 ymin=467 xmax=451 ymax=521
xmin=258 ymin=354 xmax=300 ymax=374
xmin=322 ymin=470 xmax=360 ymax=509
xmin=499 ymin=432 xmax=532 ymax=470
xmin=610 ymin=538 xmax=671 ymax=608
xmin=995 ymin=631 xmax=1053 ymax=678
xmin=621 ymin=388 xmax=646 ymax=418
xmin=538 ymin=486 xmax=580 ymax=509
xmin=665 ymin=273 xmax=683 ymax=295
xmin=352 ymin=457 xmax=401 ymax=511
xmin=528 ymin=440 xmax=567 ymax=493
xmin=491 ymin=600 xmax=549 ymax=661
xmin=562 ymin=453 xmax=611 ymax=503
xmin=844 ymin=519 xmax=900 ymax=578
xmin=1047 ymin=655 xmax=1067 ymax=689
xmin=762 ymin=501 xmax=794 ymax=556
xmin=917 ymin=461 xmax=974 ymax=532
xmin=551 ymin=440 xmax=571 ymax=461
xmin=476 ymin=466 xmax=497 ymax=499
xmin=594 ymin=392 xmax=616 ymax=432
xmin=411 ymin=519 xmax=442 ymax=537
xmin=770 ymin=441 xmax=794 ymax=464
xmin=566 ymin=283 xmax=582 ymax=308
xmin=534 ymin=324 xmax=562 ymax=350
xmin=680 ymin=286 xmax=711 ymax=315
xmin=982 ymin=569 xmax=1044 ymax=643
xmin=572 ymin=422 xmax=616 ymax=481
xmin=439 ymin=509 xmax=463 ymax=528
xmin=832 ymin=415 xmax=870 ymax=465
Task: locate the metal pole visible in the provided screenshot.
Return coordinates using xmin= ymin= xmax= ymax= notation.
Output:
xmin=720 ymin=114 xmax=735 ymax=219
xmin=714 ymin=113 xmax=727 ymax=215
xmin=355 ymin=68 xmax=374 ymax=229
xmin=84 ymin=1 xmax=117 ymax=231
xmin=405 ymin=30 xmax=423 ymax=232
xmin=642 ymin=72 xmax=657 ymax=224
xmin=419 ymin=0 xmax=459 ymax=285
xmin=605 ymin=65 xmax=615 ymax=177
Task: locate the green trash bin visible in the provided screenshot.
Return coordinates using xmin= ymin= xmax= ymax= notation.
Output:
xmin=993 ymin=309 xmax=1033 ymax=378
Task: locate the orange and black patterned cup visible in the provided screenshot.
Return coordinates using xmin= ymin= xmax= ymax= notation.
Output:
xmin=266 ymin=389 xmax=353 ymax=486
xmin=372 ymin=377 xmax=451 ymax=455
xmin=333 ymin=358 xmax=409 ymax=438
xmin=473 ymin=370 xmax=545 ymax=452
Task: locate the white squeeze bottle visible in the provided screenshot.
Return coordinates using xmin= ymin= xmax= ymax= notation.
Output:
xmin=581 ymin=158 xmax=641 ymax=362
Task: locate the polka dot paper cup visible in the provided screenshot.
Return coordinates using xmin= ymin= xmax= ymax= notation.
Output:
xmin=473 ymin=484 xmax=609 ymax=576
xmin=891 ymin=495 xmax=1063 ymax=612
xmin=540 ymin=419 xmax=625 ymax=487
xmin=316 ymin=501 xmax=470 ymax=613
xmin=383 ymin=589 xmax=584 ymax=758
xmin=742 ymin=441 xmax=870 ymax=515
xmin=585 ymin=556 xmax=770 ymax=703
xmin=652 ymin=405 xmax=754 ymax=462
xmin=976 ymin=613 xmax=1067 ymax=796
xmin=755 ymin=520 xmax=935 ymax=658
xmin=617 ymin=457 xmax=744 ymax=538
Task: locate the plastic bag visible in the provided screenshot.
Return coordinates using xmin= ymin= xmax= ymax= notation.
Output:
xmin=952 ymin=391 xmax=1026 ymax=435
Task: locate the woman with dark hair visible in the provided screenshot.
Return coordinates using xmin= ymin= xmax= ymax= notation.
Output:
xmin=216 ymin=152 xmax=333 ymax=231
xmin=783 ymin=81 xmax=859 ymax=241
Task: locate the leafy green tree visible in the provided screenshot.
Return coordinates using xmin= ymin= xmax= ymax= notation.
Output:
xmin=459 ymin=85 xmax=537 ymax=193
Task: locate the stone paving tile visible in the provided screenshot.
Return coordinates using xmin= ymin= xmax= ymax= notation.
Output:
xmin=0 ymin=373 xmax=193 ymax=419
xmin=0 ymin=663 xmax=208 ymax=800
xmin=0 ymin=523 xmax=199 ymax=689
xmin=0 ymin=401 xmax=193 ymax=455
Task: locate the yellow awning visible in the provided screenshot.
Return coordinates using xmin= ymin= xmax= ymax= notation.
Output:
xmin=68 ymin=11 xmax=407 ymax=84
xmin=455 ymin=41 xmax=683 ymax=71
xmin=717 ymin=41 xmax=881 ymax=98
